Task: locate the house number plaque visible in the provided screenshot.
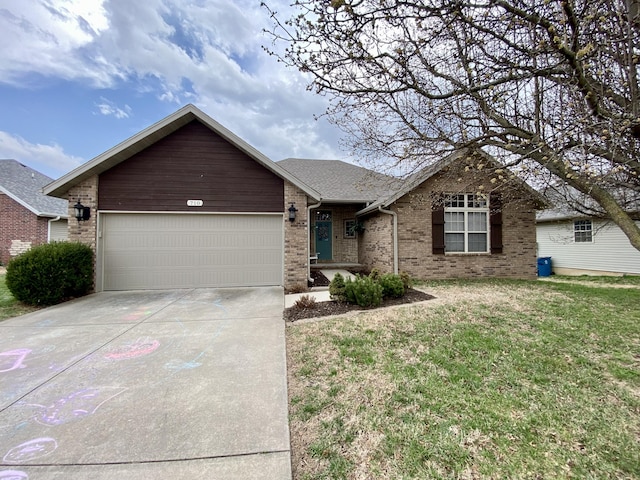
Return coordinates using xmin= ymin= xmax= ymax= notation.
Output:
xmin=187 ymin=200 xmax=204 ymax=207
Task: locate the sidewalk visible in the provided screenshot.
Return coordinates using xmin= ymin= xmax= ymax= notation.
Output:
xmin=285 ymin=269 xmax=355 ymax=308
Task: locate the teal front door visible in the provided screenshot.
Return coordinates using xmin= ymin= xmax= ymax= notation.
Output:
xmin=315 ymin=221 xmax=332 ymax=261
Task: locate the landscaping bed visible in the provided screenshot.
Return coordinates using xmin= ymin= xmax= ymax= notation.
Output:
xmin=284 ymin=287 xmax=435 ymax=322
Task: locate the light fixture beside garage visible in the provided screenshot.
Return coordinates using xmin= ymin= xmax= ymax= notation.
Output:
xmin=288 ymin=203 xmax=298 ymax=222
xmin=74 ymin=199 xmax=90 ymax=222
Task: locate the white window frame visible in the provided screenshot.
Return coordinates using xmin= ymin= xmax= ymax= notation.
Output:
xmin=574 ymin=219 xmax=593 ymax=243
xmin=444 ymin=193 xmax=490 ymax=253
xmin=344 ymin=219 xmax=356 ymax=239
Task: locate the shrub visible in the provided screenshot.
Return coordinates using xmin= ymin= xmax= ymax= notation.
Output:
xmin=6 ymin=242 xmax=94 ymax=306
xmin=287 ymin=283 xmax=308 ymax=294
xmin=329 ymin=272 xmax=346 ymax=301
xmin=369 ymin=268 xmax=381 ymax=282
xmin=399 ymin=271 xmax=413 ymax=290
xmin=344 ymin=274 xmax=383 ymax=308
xmin=379 ymin=273 xmax=405 ymax=298
xmin=294 ymin=294 xmax=317 ymax=309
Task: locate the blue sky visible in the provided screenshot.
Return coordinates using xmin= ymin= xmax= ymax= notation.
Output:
xmin=0 ymin=0 xmax=342 ymax=179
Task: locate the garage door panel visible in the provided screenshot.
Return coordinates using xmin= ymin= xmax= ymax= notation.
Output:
xmin=101 ymin=214 xmax=283 ymax=290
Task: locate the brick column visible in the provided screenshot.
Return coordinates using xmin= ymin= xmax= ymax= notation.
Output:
xmin=67 ymin=175 xmax=99 ymax=290
xmin=284 ymin=182 xmax=309 ymax=291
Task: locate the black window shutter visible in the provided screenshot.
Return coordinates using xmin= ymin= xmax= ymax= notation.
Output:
xmin=432 ymin=196 xmax=445 ymax=255
xmin=490 ymin=194 xmax=503 ymax=254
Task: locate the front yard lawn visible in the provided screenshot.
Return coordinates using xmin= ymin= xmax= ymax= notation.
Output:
xmin=0 ymin=273 xmax=39 ymax=321
xmin=287 ymin=279 xmax=640 ymax=479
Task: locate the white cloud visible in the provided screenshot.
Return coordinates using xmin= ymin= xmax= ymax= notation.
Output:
xmin=0 ymin=0 xmax=346 ymax=162
xmin=0 ymin=131 xmax=84 ymax=179
xmin=95 ymin=98 xmax=132 ymax=119
xmin=0 ymin=0 xmax=112 ymax=86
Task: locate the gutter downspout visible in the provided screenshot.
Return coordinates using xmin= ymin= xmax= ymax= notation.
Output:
xmin=378 ymin=206 xmax=398 ymax=275
xmin=47 ymin=216 xmax=61 ymax=243
xmin=307 ymin=200 xmax=322 ymax=282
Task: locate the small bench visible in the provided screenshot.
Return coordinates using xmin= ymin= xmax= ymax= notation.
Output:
xmin=310 ymin=253 xmax=319 ymax=264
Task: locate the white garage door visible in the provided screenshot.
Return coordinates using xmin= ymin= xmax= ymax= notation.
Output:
xmin=100 ymin=213 xmax=283 ymax=290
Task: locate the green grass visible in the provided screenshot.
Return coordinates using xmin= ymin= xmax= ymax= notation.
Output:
xmin=0 ymin=274 xmax=38 ymax=321
xmin=548 ymin=274 xmax=640 ymax=286
xmin=287 ymin=279 xmax=640 ymax=479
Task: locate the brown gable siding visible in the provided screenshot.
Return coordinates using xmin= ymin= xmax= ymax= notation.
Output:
xmin=98 ymin=120 xmax=284 ymax=213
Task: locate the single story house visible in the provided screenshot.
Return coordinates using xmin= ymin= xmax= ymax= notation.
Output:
xmin=536 ymin=209 xmax=640 ymax=276
xmin=44 ymin=104 xmax=546 ymax=291
xmin=0 ymin=159 xmax=68 ymax=265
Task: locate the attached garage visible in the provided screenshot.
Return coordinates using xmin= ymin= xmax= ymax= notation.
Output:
xmin=43 ymin=105 xmax=321 ymax=292
xmin=100 ymin=213 xmax=283 ymax=290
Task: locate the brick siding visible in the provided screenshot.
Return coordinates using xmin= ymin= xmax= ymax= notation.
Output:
xmin=358 ymin=212 xmax=394 ymax=272
xmin=284 ymin=182 xmax=310 ymax=290
xmin=0 ymin=193 xmax=49 ymax=265
xmin=360 ymin=165 xmax=538 ymax=280
xmin=66 ymin=175 xmax=98 ymax=290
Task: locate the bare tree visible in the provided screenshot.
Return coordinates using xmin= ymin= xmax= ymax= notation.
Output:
xmin=264 ymin=0 xmax=640 ymax=251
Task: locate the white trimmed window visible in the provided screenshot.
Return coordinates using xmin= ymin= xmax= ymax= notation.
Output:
xmin=574 ymin=220 xmax=593 ymax=243
xmin=444 ymin=194 xmax=489 ymax=253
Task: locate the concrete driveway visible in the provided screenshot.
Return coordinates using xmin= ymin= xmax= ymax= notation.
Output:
xmin=0 ymin=287 xmax=290 ymax=479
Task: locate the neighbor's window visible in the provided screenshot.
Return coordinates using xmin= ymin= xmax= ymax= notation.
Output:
xmin=344 ymin=219 xmax=356 ymax=238
xmin=574 ymin=220 xmax=593 ymax=243
xmin=444 ymin=193 xmax=489 ymax=253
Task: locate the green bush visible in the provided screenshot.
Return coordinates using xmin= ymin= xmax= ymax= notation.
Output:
xmin=378 ymin=273 xmax=405 ymax=298
xmin=6 ymin=242 xmax=94 ymax=306
xmin=369 ymin=268 xmax=381 ymax=282
xmin=344 ymin=274 xmax=383 ymax=308
xmin=329 ymin=272 xmax=347 ymax=301
xmin=399 ymin=271 xmax=413 ymax=290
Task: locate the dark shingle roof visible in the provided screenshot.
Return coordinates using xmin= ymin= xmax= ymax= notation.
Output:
xmin=277 ymin=158 xmax=400 ymax=203
xmin=0 ymin=160 xmax=68 ymax=217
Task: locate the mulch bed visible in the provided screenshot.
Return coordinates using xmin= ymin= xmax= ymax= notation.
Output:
xmin=284 ymin=288 xmax=435 ymax=322
xmin=310 ymin=269 xmax=330 ymax=286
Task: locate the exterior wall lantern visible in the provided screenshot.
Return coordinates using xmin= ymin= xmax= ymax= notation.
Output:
xmin=288 ymin=203 xmax=298 ymax=222
xmin=74 ymin=199 xmax=91 ymax=222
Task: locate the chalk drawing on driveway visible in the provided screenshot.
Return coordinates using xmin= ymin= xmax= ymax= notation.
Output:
xmin=0 ymin=349 xmax=32 ymax=373
xmin=3 ymin=438 xmax=57 ymax=463
xmin=0 ymin=470 xmax=28 ymax=479
xmin=28 ymin=387 xmax=127 ymax=426
xmin=104 ymin=337 xmax=160 ymax=360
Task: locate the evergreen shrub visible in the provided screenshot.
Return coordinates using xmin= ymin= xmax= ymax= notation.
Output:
xmin=6 ymin=242 xmax=94 ymax=306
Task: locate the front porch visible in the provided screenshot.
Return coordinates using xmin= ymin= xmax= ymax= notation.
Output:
xmin=310 ymin=262 xmax=364 ymax=272
xmin=310 ymin=204 xmax=364 ymax=264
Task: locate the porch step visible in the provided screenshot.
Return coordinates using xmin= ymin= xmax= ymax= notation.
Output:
xmin=310 ymin=262 xmax=363 ymax=270
xmin=319 ymin=269 xmax=356 ymax=283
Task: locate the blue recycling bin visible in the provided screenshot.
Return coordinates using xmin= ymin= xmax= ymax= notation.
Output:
xmin=537 ymin=257 xmax=552 ymax=277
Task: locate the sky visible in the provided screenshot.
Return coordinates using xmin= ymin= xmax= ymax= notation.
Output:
xmin=0 ymin=0 xmax=343 ymax=180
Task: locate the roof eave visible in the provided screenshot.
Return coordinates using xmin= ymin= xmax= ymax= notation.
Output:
xmin=0 ymin=187 xmax=68 ymax=218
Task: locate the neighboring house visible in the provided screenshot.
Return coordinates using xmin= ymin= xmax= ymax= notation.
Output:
xmin=43 ymin=104 xmax=545 ymax=292
xmin=536 ymin=209 xmax=640 ymax=276
xmin=0 ymin=160 xmax=68 ymax=265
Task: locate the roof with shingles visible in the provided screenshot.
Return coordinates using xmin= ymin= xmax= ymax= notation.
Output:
xmin=277 ymin=158 xmax=401 ymax=203
xmin=0 ymin=159 xmax=68 ymax=217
